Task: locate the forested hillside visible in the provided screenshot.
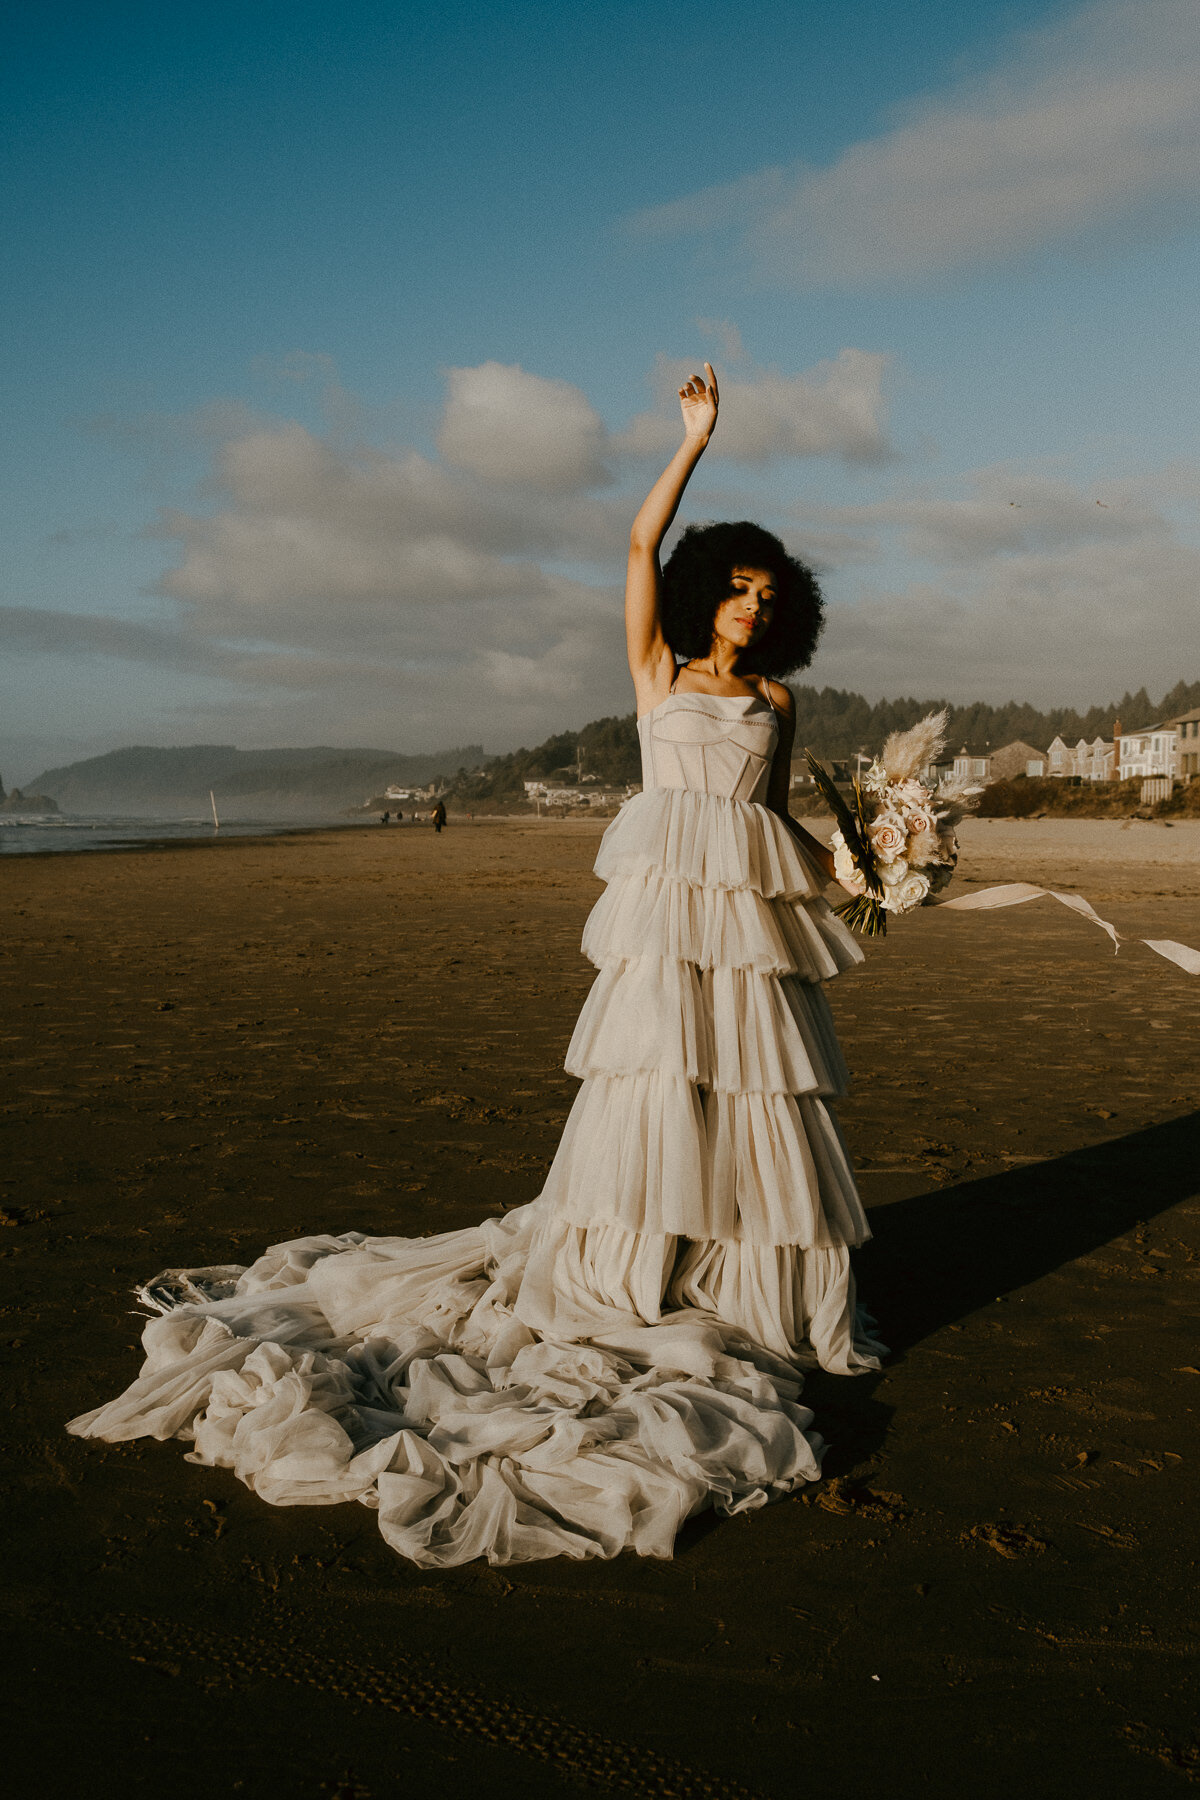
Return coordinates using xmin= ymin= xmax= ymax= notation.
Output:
xmin=29 ymin=677 xmax=1199 ymax=813
xmin=788 ymin=677 xmax=1200 ymax=759
xmin=450 ymin=678 xmax=1200 ymax=800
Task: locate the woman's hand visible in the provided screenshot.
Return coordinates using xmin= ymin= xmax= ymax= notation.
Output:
xmin=626 ymin=360 xmax=719 ymax=709
xmin=678 ymin=363 xmax=719 ymax=443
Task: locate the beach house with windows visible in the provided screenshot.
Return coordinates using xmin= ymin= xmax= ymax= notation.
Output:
xmin=1170 ymin=707 xmax=1200 ymax=778
xmin=1045 ymin=736 xmax=1115 ymax=781
xmin=952 ymin=746 xmax=991 ymax=783
xmin=1117 ymin=724 xmax=1178 ymax=781
xmin=951 ymin=740 xmax=1048 ymax=784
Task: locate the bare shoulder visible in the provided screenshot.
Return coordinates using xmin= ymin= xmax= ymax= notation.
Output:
xmin=767 ymin=679 xmax=795 ymax=717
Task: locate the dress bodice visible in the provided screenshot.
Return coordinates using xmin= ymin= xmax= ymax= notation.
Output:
xmin=637 ymin=692 xmax=779 ymax=803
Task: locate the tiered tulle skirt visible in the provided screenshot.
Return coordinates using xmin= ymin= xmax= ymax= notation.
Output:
xmin=516 ymin=786 xmax=880 ymax=1369
xmin=67 ymin=787 xmax=885 ymax=1567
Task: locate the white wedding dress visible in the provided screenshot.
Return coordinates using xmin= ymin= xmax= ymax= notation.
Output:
xmin=69 ymin=688 xmax=885 ymax=1566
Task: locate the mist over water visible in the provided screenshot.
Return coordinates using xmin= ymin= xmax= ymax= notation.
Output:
xmin=0 ymin=814 xmax=366 ymax=856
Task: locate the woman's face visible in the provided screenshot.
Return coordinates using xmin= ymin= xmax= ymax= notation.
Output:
xmin=711 ymin=566 xmax=776 ymax=653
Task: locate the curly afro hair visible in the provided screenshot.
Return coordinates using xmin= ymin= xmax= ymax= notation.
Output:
xmin=660 ymin=521 xmax=825 ymax=677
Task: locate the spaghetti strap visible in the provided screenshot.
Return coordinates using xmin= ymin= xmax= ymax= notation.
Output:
xmin=758 ymin=675 xmax=775 ymax=712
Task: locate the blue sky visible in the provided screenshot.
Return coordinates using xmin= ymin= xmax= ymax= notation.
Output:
xmin=4 ymin=0 xmax=1200 ymax=778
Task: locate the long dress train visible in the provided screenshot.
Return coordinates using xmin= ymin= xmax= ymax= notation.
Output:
xmin=68 ymin=689 xmax=885 ymax=1566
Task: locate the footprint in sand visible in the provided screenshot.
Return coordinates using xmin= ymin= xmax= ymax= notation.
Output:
xmin=964 ymin=1522 xmax=1047 ymax=1558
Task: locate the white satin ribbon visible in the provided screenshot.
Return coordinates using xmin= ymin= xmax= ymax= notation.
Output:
xmin=934 ymin=882 xmax=1200 ymax=976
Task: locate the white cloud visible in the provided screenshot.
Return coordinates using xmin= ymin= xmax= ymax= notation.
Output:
xmin=630 ymin=0 xmax=1200 ymax=285
xmin=39 ymin=351 xmax=1197 ymax=746
xmin=817 ymin=537 xmax=1200 ymax=704
xmin=805 ymin=465 xmax=1200 ymax=703
xmin=0 ymin=604 xmax=234 ymax=675
xmin=619 ymin=347 xmax=893 ymax=464
xmin=61 ymin=342 xmax=888 ymax=748
xmin=798 ymin=464 xmax=1172 ymax=565
xmin=151 ymin=421 xmax=626 ymax=623
xmin=148 ymin=342 xmax=892 ymax=649
xmin=122 ymin=383 xmax=637 ymax=743
xmin=437 ymin=361 xmax=611 ymax=492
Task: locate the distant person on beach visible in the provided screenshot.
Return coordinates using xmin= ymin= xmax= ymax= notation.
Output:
xmin=380 ymin=811 xmax=390 ymax=825
xmin=431 ymin=800 xmax=446 ymax=834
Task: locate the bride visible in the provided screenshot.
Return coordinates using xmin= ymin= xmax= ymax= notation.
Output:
xmin=69 ymin=362 xmax=885 ymax=1566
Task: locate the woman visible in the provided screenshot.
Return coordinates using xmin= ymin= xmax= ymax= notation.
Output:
xmin=68 ymin=363 xmax=883 ymax=1567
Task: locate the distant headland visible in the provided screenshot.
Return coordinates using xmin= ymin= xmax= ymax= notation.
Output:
xmin=0 ymin=774 xmax=60 ymax=815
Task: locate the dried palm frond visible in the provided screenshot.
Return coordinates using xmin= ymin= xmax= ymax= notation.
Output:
xmin=804 ymin=750 xmax=887 ymax=935
xmin=880 ymin=708 xmax=949 ymax=783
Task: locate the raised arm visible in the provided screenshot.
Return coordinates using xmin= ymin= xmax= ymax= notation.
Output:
xmin=626 ymin=364 xmax=719 ymax=716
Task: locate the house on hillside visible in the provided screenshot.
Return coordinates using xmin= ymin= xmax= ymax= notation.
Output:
xmin=1118 ymin=724 xmax=1177 ymax=781
xmin=525 ymin=780 xmax=634 ymax=806
xmin=1169 ymin=707 xmax=1200 ymax=778
xmin=951 ymin=741 xmax=1047 ymax=784
xmin=790 ymin=757 xmax=851 ymax=790
xmin=952 ymin=746 xmax=992 ymax=783
xmin=1080 ymin=738 xmax=1115 ymax=780
xmin=991 ymin=740 xmax=1050 ymax=781
xmin=1046 ymin=736 xmax=1114 ymax=781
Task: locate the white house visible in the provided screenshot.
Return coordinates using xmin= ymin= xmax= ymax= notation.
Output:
xmin=1117 ymin=724 xmax=1177 ymax=781
xmin=527 ymin=781 xmax=634 ymax=807
xmin=1170 ymin=707 xmax=1200 ymax=778
xmin=952 ymin=747 xmax=992 ymax=783
xmin=1046 ymin=735 xmax=1114 ymax=781
xmin=950 ymin=740 xmax=1047 ymax=783
xmin=1078 ymin=737 xmax=1115 ymax=780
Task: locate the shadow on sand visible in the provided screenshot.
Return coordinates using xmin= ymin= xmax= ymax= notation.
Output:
xmin=766 ymin=1109 xmax=1198 ymax=1495
xmin=860 ymin=1108 xmax=1199 ymax=1350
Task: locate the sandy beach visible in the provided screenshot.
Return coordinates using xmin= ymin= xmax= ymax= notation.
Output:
xmin=3 ymin=817 xmax=1198 ymax=1799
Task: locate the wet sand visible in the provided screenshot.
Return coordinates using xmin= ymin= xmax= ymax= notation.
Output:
xmin=3 ymin=818 xmax=1198 ymax=1799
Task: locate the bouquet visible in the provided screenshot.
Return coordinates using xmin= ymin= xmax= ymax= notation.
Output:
xmin=805 ymin=710 xmax=982 ymax=936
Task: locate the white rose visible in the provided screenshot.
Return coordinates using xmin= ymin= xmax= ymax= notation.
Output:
xmin=882 ymin=869 xmax=932 ymax=913
xmin=876 ymin=858 xmax=908 ymax=887
xmin=833 ymin=841 xmax=867 ymax=895
xmin=867 ymin=810 xmax=907 ymax=859
xmin=890 ymin=778 xmax=928 ymax=809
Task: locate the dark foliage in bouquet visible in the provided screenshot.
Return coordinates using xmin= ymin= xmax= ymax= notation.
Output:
xmin=804 ymin=753 xmax=887 ymax=935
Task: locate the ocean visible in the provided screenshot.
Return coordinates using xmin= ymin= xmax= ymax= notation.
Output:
xmin=0 ymin=814 xmax=364 ymax=855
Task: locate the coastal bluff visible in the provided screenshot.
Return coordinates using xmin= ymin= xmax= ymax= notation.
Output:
xmin=0 ymin=774 xmax=59 ymax=815
xmin=25 ymin=742 xmax=484 ymax=818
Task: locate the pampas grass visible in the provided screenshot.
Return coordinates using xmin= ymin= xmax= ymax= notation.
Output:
xmin=935 ymin=770 xmax=985 ymax=830
xmin=880 ymin=708 xmax=949 ymax=783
